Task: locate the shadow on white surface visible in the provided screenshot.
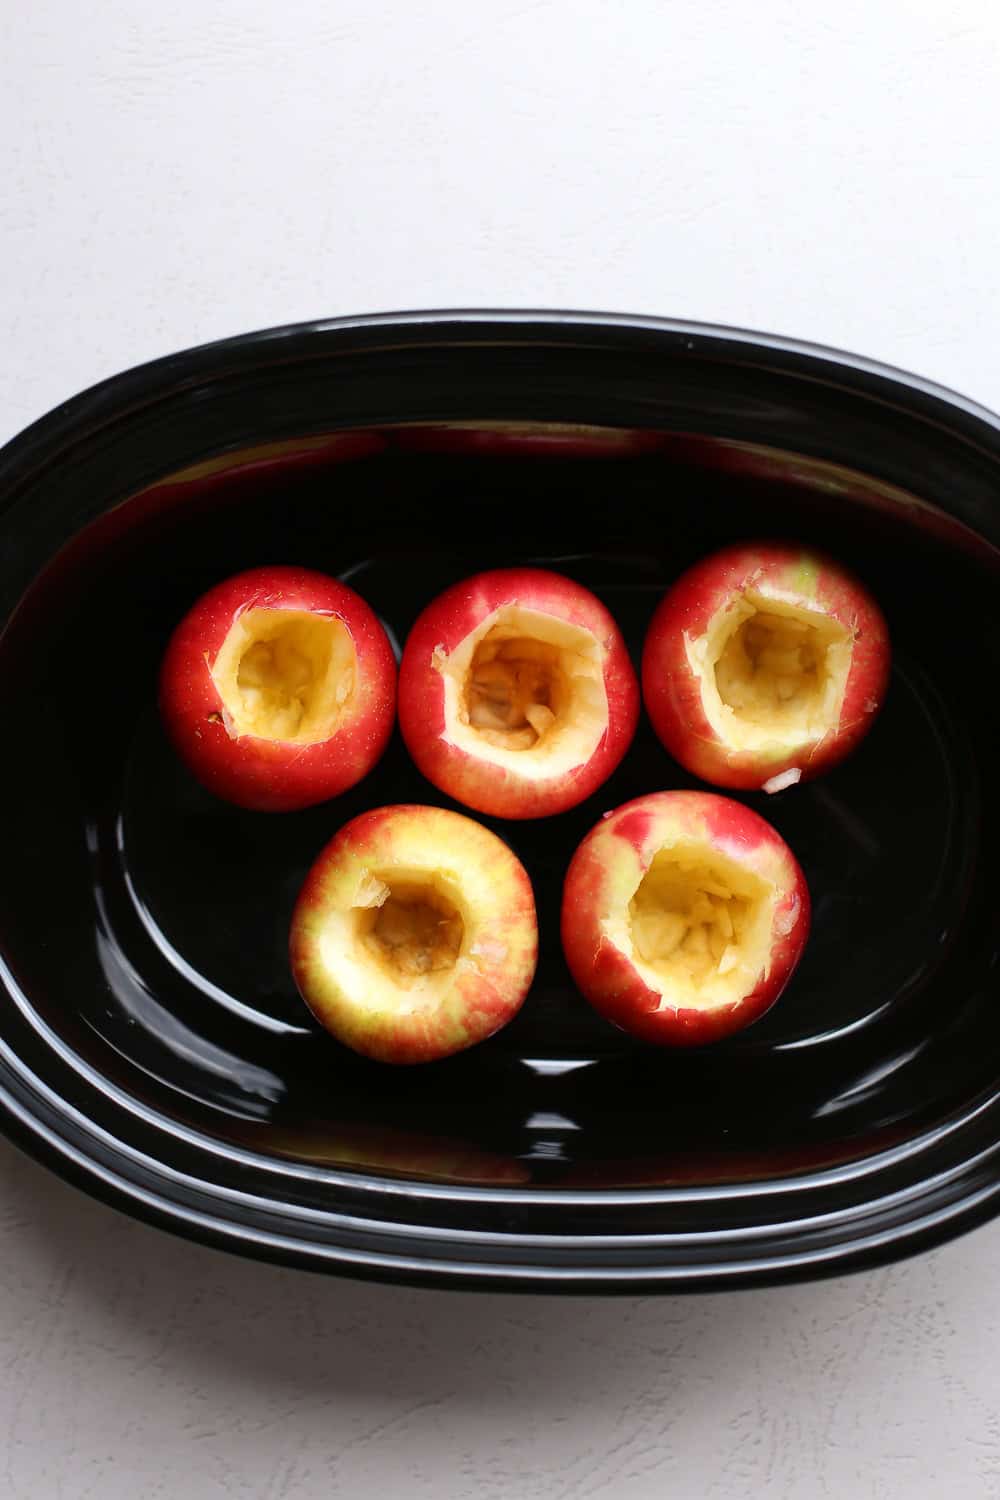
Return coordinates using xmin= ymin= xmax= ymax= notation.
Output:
xmin=3 ymin=1131 xmax=1000 ymax=1499
xmin=2 ymin=1132 xmax=821 ymax=1394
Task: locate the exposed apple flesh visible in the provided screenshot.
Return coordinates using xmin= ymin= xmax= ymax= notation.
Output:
xmin=696 ymin=594 xmax=852 ymax=755
xmin=399 ymin=568 xmax=638 ymax=820
xmin=210 ymin=607 xmax=356 ymax=743
xmin=290 ymin=804 xmax=538 ymax=1064
xmin=561 ymin=790 xmax=810 ymax=1046
xmin=438 ymin=606 xmax=607 ymax=772
xmin=625 ymin=843 xmax=773 ymax=1008
xmin=642 ymin=543 xmax=890 ymax=789
xmin=360 ymin=877 xmax=465 ymax=981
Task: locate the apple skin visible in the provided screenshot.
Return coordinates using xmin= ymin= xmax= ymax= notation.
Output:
xmin=159 ymin=565 xmax=396 ymax=812
xmin=642 ymin=541 xmax=890 ymax=789
xmin=390 ymin=421 xmax=664 ymax=459
xmin=561 ymin=790 xmax=810 ymax=1047
xmin=398 ymin=567 xmax=639 ymax=820
xmin=290 ymin=804 xmax=538 ymax=1064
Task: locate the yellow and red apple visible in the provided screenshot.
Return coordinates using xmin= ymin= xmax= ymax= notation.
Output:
xmin=398 ymin=567 xmax=639 ymax=820
xmin=561 ymin=790 xmax=810 ymax=1046
xmin=642 ymin=542 xmax=890 ymax=790
xmin=160 ymin=565 xmax=396 ymax=811
xmin=290 ymin=804 xmax=538 ymax=1064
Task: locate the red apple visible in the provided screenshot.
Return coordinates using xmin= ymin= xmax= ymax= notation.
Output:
xmin=398 ymin=567 xmax=639 ymax=819
xmin=561 ymin=790 xmax=810 ymax=1046
xmin=391 ymin=421 xmax=664 ymax=459
xmin=290 ymin=804 xmax=538 ymax=1064
xmin=160 ymin=565 xmax=396 ymax=811
xmin=642 ymin=542 xmax=890 ymax=790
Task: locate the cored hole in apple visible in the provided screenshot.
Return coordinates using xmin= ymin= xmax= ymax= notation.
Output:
xmin=210 ymin=607 xmax=356 ymax=743
xmin=627 ymin=844 xmax=774 ymax=1009
xmin=698 ymin=594 xmax=852 ymax=750
xmin=438 ymin=606 xmax=608 ymax=776
xmin=465 ymin=635 xmax=564 ymax=750
xmin=356 ymin=877 xmax=465 ymax=988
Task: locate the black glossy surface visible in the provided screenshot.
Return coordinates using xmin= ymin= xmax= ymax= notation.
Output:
xmin=1 ymin=311 xmax=1000 ymax=1290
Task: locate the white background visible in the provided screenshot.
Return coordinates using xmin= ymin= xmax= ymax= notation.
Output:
xmin=3 ymin=3 xmax=1000 ymax=1495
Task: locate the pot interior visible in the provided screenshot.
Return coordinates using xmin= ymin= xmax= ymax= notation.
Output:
xmin=2 ymin=417 xmax=996 ymax=1193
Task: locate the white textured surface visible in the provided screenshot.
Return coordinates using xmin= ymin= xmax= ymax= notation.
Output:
xmin=3 ymin=2 xmax=1000 ymax=1495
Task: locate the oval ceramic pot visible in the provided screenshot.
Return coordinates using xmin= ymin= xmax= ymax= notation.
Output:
xmin=0 ymin=311 xmax=998 ymax=1290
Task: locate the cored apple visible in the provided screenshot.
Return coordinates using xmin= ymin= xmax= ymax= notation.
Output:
xmin=160 ymin=565 xmax=396 ymax=811
xmin=398 ymin=567 xmax=639 ymax=819
xmin=561 ymin=790 xmax=810 ymax=1046
xmin=290 ymin=804 xmax=538 ymax=1064
xmin=642 ymin=542 xmax=890 ymax=790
